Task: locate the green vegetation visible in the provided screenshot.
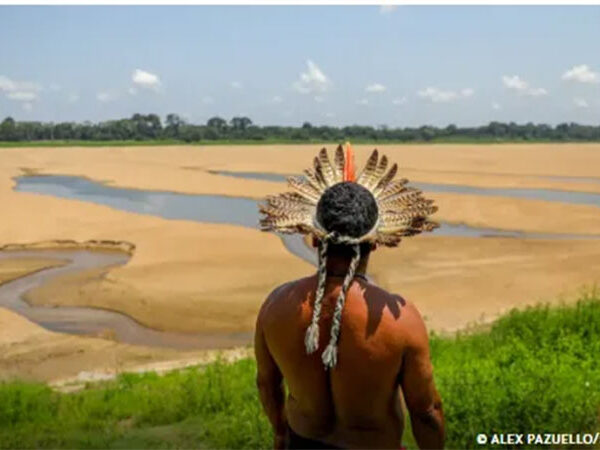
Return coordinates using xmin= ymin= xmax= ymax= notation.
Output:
xmin=1 ymin=291 xmax=599 ymax=449
xmin=2 ymin=114 xmax=600 ymax=145
xmin=433 ymin=289 xmax=600 ymax=448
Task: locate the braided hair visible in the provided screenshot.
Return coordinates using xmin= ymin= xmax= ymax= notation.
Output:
xmin=304 ymin=182 xmax=378 ymax=369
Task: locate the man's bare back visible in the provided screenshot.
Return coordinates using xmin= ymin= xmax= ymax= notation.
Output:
xmin=255 ymin=274 xmax=445 ymax=449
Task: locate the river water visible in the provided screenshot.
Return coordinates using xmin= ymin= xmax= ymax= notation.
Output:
xmin=1 ymin=172 xmax=597 ymax=348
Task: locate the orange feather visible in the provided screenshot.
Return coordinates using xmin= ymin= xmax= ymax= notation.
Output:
xmin=343 ymin=141 xmax=356 ymax=182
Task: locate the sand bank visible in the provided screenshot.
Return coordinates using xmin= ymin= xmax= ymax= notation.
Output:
xmin=0 ymin=258 xmax=66 ymax=285
xmin=2 ymin=144 xmax=600 ymax=198
xmin=0 ymin=307 xmax=214 ymax=383
xmin=371 ymin=236 xmax=600 ymax=332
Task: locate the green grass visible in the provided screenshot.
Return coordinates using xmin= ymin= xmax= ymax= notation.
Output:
xmin=0 ymin=138 xmax=592 ymax=148
xmin=433 ymin=289 xmax=600 ymax=448
xmin=1 ymin=291 xmax=599 ymax=449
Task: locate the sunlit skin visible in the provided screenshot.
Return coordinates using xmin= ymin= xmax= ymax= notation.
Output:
xmin=255 ymin=239 xmax=445 ymax=449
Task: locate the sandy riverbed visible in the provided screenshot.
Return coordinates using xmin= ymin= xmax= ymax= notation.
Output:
xmin=0 ymin=258 xmax=66 ymax=285
xmin=1 ymin=143 xmax=599 ymax=381
xmin=0 ymin=306 xmax=251 ymax=384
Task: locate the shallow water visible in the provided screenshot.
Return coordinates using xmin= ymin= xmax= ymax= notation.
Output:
xmin=5 ymin=174 xmax=598 ymax=348
xmin=16 ymin=175 xmax=260 ymax=228
xmin=14 ymin=175 xmax=599 ymax=242
xmin=0 ymin=249 xmax=252 ymax=349
xmin=209 ymin=170 xmax=600 ymax=208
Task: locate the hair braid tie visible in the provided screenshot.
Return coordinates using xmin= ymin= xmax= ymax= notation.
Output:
xmin=322 ymin=244 xmax=361 ymax=369
xmin=304 ymin=240 xmax=329 ymax=354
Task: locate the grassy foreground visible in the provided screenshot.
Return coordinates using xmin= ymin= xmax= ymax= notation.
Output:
xmin=1 ymin=291 xmax=599 ymax=449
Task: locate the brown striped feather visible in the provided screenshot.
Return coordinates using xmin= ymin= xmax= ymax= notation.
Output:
xmin=318 ymin=148 xmax=336 ymax=186
xmin=378 ymin=188 xmax=423 ymax=208
xmin=365 ymin=154 xmax=388 ymax=190
xmin=357 ymin=149 xmax=379 ymax=187
xmin=377 ymin=178 xmax=410 ymax=200
xmin=334 ymin=145 xmax=345 ymax=182
xmin=372 ymin=163 xmax=398 ymax=197
xmin=287 ymin=176 xmax=321 ymax=203
xmin=269 ymin=192 xmax=316 ymax=206
xmin=313 ymin=157 xmax=329 ymax=188
xmin=303 ymin=169 xmax=326 ymax=193
xmin=264 ymin=197 xmax=314 ymax=216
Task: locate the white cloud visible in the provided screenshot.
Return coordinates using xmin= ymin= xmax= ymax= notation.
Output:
xmin=131 ymin=69 xmax=161 ymax=90
xmin=7 ymin=91 xmax=37 ymax=101
xmin=574 ymin=98 xmax=589 ymax=108
xmin=357 ymin=98 xmax=369 ymax=106
xmin=202 ymin=96 xmax=214 ymax=104
xmin=417 ymin=87 xmax=473 ymax=103
xmin=323 ymin=112 xmax=335 ymax=118
xmin=0 ymin=76 xmax=41 ymax=94
xmin=128 ymin=87 xmax=138 ymax=96
xmin=502 ymin=75 xmax=527 ymax=90
xmin=271 ymin=96 xmax=283 ymax=104
xmin=366 ymin=83 xmax=386 ymax=93
xmin=0 ymin=76 xmax=16 ymax=92
xmin=49 ymin=83 xmax=61 ymax=92
xmin=293 ymin=60 xmax=331 ymax=94
xmin=418 ymin=87 xmax=457 ymax=103
xmin=562 ymin=65 xmax=599 ymax=84
xmin=502 ymin=75 xmax=548 ymax=97
xmin=231 ymin=81 xmax=243 ymax=89
xmin=97 ymin=91 xmax=117 ymax=103
xmin=0 ymin=75 xmax=41 ymax=102
xmin=379 ymin=5 xmax=398 ymax=14
xmin=392 ymin=97 xmax=407 ymax=105
xmin=492 ymin=102 xmax=501 ymax=110
xmin=22 ymin=102 xmax=33 ymax=111
xmin=314 ymin=95 xmax=324 ymax=103
xmin=527 ymin=87 xmax=548 ymax=97
xmin=67 ymin=93 xmax=80 ymax=103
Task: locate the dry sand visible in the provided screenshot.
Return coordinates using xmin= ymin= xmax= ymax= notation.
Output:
xmin=2 ymin=143 xmax=600 ymax=197
xmin=2 ymin=144 xmax=600 ymax=235
xmin=0 ymin=306 xmax=244 ymax=383
xmin=371 ymin=236 xmax=600 ymax=332
xmin=0 ymin=143 xmax=599 ymax=381
xmin=0 ymin=258 xmax=66 ymax=285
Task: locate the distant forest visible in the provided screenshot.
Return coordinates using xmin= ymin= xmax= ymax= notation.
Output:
xmin=2 ymin=114 xmax=600 ymax=143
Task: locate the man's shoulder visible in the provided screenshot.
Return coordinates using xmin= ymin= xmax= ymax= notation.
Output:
xmin=258 ymin=275 xmax=315 ymax=318
xmin=384 ymin=294 xmax=429 ymax=347
xmin=359 ymin=285 xmax=426 ymax=332
xmin=268 ymin=275 xmax=314 ymax=300
xmin=360 ymin=282 xmax=415 ymax=314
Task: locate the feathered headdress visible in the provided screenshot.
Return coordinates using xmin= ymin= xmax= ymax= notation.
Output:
xmin=259 ymin=143 xmax=438 ymax=368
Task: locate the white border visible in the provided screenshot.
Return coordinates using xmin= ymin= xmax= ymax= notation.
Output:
xmin=2 ymin=1 xmax=600 ymax=6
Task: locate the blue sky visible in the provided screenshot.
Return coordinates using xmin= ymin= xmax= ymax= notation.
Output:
xmin=1 ymin=6 xmax=599 ymax=127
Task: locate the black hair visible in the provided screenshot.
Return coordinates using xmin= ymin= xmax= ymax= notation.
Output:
xmin=316 ymin=182 xmax=378 ymax=258
xmin=316 ymin=181 xmax=378 ymax=238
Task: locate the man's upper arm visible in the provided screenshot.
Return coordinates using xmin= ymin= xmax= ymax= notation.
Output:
xmin=254 ymin=297 xmax=282 ymax=386
xmin=400 ymin=304 xmax=438 ymax=416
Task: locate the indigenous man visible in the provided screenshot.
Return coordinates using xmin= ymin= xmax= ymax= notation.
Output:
xmin=255 ymin=144 xmax=445 ymax=449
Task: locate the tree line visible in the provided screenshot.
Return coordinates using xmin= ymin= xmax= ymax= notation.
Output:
xmin=1 ymin=114 xmax=600 ymax=143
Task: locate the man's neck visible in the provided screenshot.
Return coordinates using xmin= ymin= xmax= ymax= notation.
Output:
xmin=325 ymin=254 xmax=370 ymax=278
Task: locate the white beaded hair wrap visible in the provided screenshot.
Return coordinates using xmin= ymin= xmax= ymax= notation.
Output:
xmin=259 ymin=143 xmax=438 ymax=368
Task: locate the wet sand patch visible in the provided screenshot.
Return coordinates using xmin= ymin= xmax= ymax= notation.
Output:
xmin=0 ymin=258 xmax=67 ymax=285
